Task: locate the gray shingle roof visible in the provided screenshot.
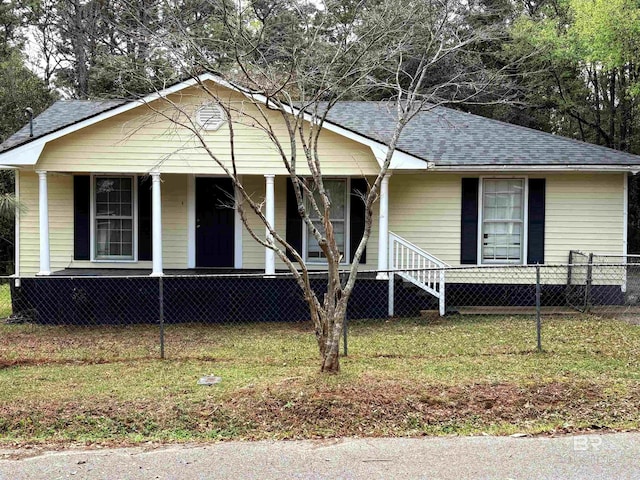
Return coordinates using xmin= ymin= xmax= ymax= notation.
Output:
xmin=2 ymin=98 xmax=640 ymax=167
xmin=0 ymin=99 xmax=126 ymax=153
xmin=324 ymin=102 xmax=640 ymax=166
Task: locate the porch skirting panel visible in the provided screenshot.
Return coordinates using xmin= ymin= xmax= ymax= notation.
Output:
xmin=8 ymin=276 xmax=626 ymax=325
xmin=9 ymin=277 xmax=397 ymax=325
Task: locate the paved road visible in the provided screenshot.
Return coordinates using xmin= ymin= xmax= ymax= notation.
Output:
xmin=0 ymin=433 xmax=638 ymax=479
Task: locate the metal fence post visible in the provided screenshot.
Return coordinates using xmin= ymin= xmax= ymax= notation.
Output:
xmin=536 ymin=265 xmax=542 ymax=352
xmin=585 ymin=253 xmax=594 ymax=313
xmin=439 ymin=268 xmax=446 ymax=316
xmin=388 ymin=271 xmax=395 ymax=317
xmin=159 ymin=276 xmax=165 ymax=360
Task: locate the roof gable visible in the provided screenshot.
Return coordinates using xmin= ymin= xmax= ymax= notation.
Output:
xmin=0 ymin=73 xmax=417 ymax=169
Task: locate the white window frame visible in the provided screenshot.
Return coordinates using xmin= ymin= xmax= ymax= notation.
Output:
xmin=477 ymin=176 xmax=529 ymax=265
xmin=302 ymin=177 xmax=351 ymax=265
xmin=90 ymin=174 xmax=138 ymax=262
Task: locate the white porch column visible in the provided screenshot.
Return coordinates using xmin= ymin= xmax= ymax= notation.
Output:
xmin=36 ymin=170 xmax=50 ymax=275
xmin=150 ymin=171 xmax=163 ymax=276
xmin=376 ymin=174 xmax=391 ymax=280
xmin=264 ymin=174 xmax=276 ymax=276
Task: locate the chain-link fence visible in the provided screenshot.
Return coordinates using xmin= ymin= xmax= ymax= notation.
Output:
xmin=1 ymin=261 xmax=639 ymax=364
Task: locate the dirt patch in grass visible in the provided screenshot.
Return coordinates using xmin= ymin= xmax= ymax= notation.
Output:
xmin=0 ymin=378 xmax=636 ymax=446
xmin=230 ymin=378 xmax=634 ymax=438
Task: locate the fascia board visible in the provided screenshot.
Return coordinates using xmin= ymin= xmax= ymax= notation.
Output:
xmin=429 ymin=165 xmax=640 ymax=173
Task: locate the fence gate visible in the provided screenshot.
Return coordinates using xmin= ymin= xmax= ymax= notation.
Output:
xmin=566 ymin=250 xmax=592 ymax=312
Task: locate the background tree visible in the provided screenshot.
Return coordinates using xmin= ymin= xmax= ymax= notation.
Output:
xmin=0 ymin=0 xmax=54 ymax=275
xmin=25 ymin=0 xmax=180 ymax=98
xmin=504 ymin=0 xmax=640 ymax=250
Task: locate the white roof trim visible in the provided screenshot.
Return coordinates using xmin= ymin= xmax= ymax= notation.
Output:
xmin=429 ymin=165 xmax=640 ymax=173
xmin=5 ymin=139 xmax=47 ymax=166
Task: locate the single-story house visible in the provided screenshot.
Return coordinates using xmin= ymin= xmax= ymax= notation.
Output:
xmin=1 ymin=72 xmax=639 ymax=322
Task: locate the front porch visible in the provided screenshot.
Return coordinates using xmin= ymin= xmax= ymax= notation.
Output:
xmin=23 ymin=171 xmax=392 ymax=277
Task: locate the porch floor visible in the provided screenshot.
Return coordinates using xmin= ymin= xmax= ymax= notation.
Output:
xmin=52 ymin=268 xmax=274 ymax=277
xmin=50 ymin=268 xmax=380 ymax=279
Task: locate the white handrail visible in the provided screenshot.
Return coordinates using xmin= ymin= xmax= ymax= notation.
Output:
xmin=388 ymin=231 xmax=448 ymax=316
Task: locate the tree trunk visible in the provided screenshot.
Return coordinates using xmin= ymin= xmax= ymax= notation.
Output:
xmin=591 ymin=65 xmax=602 ymax=145
xmin=67 ymin=0 xmax=89 ymax=99
xmin=308 ymin=282 xmax=348 ymax=374
xmin=609 ymin=68 xmax=616 ymax=149
xmin=618 ymin=65 xmax=630 ymax=152
xmin=319 ymin=309 xmax=345 ymax=373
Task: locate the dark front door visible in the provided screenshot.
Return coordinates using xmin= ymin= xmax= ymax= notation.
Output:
xmin=196 ymin=177 xmax=235 ymax=267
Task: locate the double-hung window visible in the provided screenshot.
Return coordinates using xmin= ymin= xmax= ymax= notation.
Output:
xmin=481 ymin=178 xmax=524 ymax=263
xmin=305 ymin=179 xmax=347 ymax=261
xmin=94 ymin=176 xmax=134 ymax=259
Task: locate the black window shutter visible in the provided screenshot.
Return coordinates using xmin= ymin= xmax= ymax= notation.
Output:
xmin=460 ymin=178 xmax=479 ymax=264
xmin=527 ymin=178 xmax=545 ymax=264
xmin=138 ymin=176 xmax=153 ymax=261
xmin=350 ymin=178 xmax=368 ymax=263
xmin=73 ymin=175 xmax=91 ymax=260
xmin=286 ymin=178 xmax=303 ymax=261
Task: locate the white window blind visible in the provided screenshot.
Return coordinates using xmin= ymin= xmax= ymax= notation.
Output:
xmin=481 ymin=179 xmax=524 ymax=263
xmin=95 ymin=177 xmax=134 ymax=259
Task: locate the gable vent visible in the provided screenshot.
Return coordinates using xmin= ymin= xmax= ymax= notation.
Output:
xmin=196 ymin=104 xmax=226 ymax=131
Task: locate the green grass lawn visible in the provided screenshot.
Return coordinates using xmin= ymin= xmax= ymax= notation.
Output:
xmin=0 ymin=283 xmax=11 ymax=319
xmin=0 ymin=314 xmax=638 ymax=445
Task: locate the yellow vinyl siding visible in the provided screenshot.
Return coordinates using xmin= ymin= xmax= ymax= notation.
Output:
xmin=388 ymin=172 xmax=624 ymax=268
xmin=274 ymin=176 xmax=378 ymax=270
xmin=545 ymin=173 xmax=624 ymax=263
xmin=70 ymin=174 xmax=188 ymax=269
xmin=242 ymin=176 xmax=377 ymax=270
xmin=158 ymin=174 xmax=188 ymax=268
xmin=387 ymin=172 xmax=624 ymax=285
xmin=239 ymin=175 xmax=268 ymax=269
xmin=17 ymin=167 xmax=624 ymax=277
xmin=35 ymin=83 xmax=380 ymax=176
xmin=389 ymin=173 xmax=461 ymax=266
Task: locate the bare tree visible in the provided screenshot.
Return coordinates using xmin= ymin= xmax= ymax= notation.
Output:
xmin=118 ymin=0 xmax=515 ymax=372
